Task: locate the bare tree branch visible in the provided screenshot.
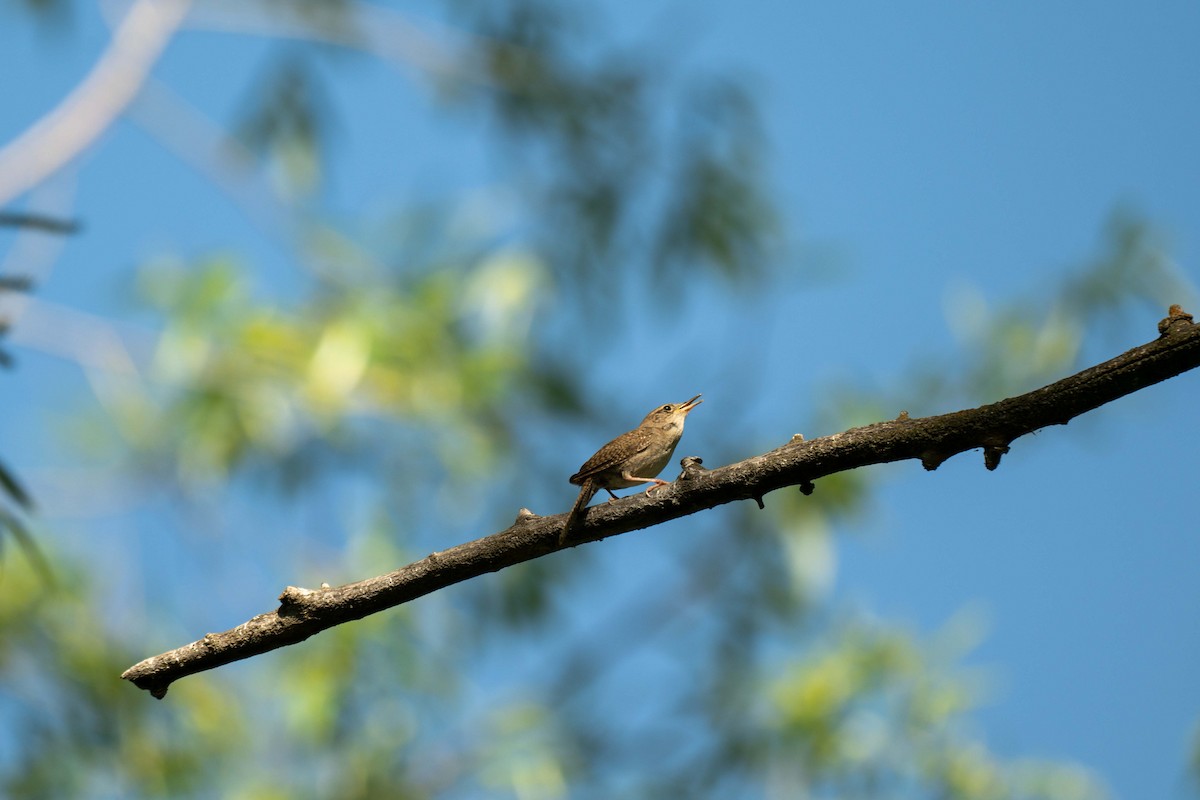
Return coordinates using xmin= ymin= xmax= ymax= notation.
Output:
xmin=122 ymin=307 xmax=1200 ymax=698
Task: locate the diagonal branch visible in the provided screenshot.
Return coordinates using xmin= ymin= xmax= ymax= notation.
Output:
xmin=122 ymin=307 xmax=1200 ymax=698
xmin=0 ymin=0 xmax=192 ymax=206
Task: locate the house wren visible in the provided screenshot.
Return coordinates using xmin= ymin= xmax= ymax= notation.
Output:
xmin=563 ymin=394 xmax=702 ymax=540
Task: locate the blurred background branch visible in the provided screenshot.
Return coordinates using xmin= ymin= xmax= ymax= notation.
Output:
xmin=0 ymin=0 xmax=192 ymax=206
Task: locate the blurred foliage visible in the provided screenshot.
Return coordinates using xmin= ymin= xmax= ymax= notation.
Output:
xmin=0 ymin=223 xmax=37 ymax=369
xmin=656 ymin=79 xmax=778 ymax=281
xmin=0 ymin=224 xmax=58 ymax=579
xmin=10 ymin=0 xmax=71 ymax=24
xmin=0 ymin=558 xmax=217 ymax=797
xmin=264 ymin=0 xmax=358 ymax=39
xmin=1190 ymin=726 xmax=1200 ymax=796
xmin=0 ymin=0 xmax=1180 ymax=798
xmin=120 ymin=246 xmax=547 ymax=490
xmin=0 ymin=547 xmax=470 ymax=799
xmin=0 ymin=272 xmax=31 ymax=534
xmin=444 ymin=0 xmax=780 ymax=290
xmin=232 ymin=57 xmax=332 ymax=200
xmin=0 ymin=468 xmax=51 ymax=586
xmin=745 ymin=621 xmax=1103 ymax=800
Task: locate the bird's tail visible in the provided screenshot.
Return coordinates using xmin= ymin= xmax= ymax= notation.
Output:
xmin=562 ymin=479 xmax=599 ymax=544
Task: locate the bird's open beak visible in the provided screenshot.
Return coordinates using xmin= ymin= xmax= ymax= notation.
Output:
xmin=680 ymin=394 xmax=702 ymax=414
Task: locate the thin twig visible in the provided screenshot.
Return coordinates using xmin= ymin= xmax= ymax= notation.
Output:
xmin=0 ymin=212 xmax=81 ymax=234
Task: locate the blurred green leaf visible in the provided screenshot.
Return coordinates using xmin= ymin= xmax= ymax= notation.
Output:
xmin=231 ymin=57 xmax=332 ymax=200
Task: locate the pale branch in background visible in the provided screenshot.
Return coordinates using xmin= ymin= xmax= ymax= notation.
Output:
xmin=122 ymin=308 xmax=1200 ymax=698
xmin=0 ymin=0 xmax=192 ymax=207
xmin=179 ymin=0 xmax=487 ymax=84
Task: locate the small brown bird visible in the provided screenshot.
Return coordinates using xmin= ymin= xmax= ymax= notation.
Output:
xmin=563 ymin=394 xmax=702 ymax=539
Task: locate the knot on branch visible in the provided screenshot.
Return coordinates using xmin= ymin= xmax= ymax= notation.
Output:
xmin=798 ymin=479 xmax=815 ymax=496
xmin=514 ymin=508 xmax=540 ymax=525
xmin=1159 ymin=304 xmax=1194 ymax=336
xmin=279 ymin=585 xmax=328 ymax=608
xmin=920 ymin=451 xmax=951 ymax=471
xmin=679 ymin=456 xmax=707 ymax=481
xmin=983 ymin=443 xmax=1010 ymax=471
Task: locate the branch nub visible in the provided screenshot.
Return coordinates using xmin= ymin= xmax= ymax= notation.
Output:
xmin=1159 ymin=304 xmax=1194 ymax=335
xmin=983 ymin=444 xmax=1010 ymax=471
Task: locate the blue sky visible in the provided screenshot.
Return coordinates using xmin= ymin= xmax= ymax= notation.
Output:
xmin=2 ymin=1 xmax=1200 ymax=797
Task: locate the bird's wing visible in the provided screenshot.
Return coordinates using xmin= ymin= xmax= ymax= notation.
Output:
xmin=569 ymin=429 xmax=652 ymax=485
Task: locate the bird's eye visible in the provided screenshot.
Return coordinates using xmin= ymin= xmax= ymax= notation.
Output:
xmin=662 ymin=405 xmax=673 ymax=412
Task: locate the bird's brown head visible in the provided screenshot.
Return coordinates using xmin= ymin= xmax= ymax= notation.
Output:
xmin=639 ymin=394 xmax=702 ymax=430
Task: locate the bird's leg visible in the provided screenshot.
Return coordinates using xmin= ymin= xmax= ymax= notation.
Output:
xmin=621 ymin=471 xmax=671 ymax=494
